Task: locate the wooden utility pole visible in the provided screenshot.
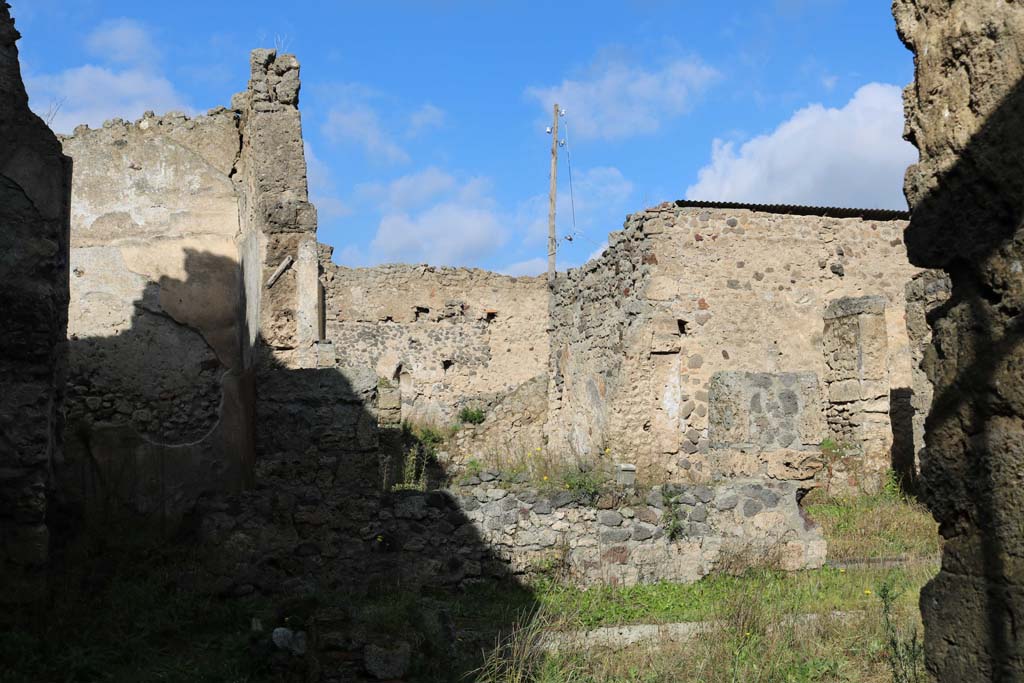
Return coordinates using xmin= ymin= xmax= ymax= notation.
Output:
xmin=547 ymin=103 xmax=559 ymax=287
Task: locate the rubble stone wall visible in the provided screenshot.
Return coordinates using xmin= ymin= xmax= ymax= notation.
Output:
xmin=58 ymin=107 xmax=250 ymax=527
xmin=0 ymin=1 xmax=72 ymax=604
xmin=199 ymin=470 xmax=825 ymax=595
xmin=320 ymin=262 xmax=549 ymax=430
xmin=894 ymin=1 xmax=1024 ymax=678
xmin=821 ymin=296 xmax=892 ymax=487
xmin=547 ymin=205 xmax=926 ymax=481
xmin=901 ymin=271 xmax=950 ymax=488
xmin=708 ymin=372 xmax=825 ymax=451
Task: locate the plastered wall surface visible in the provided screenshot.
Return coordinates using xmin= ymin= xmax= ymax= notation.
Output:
xmin=546 ymin=204 xmax=926 ymax=482
xmin=58 ymin=97 xmax=252 ymax=526
xmin=321 ymin=262 xmax=549 ymax=427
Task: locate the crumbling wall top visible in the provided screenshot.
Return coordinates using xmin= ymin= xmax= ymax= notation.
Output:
xmin=234 ymin=49 xmax=301 ymax=113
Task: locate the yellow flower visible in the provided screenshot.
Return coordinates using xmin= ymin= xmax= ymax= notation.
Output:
xmin=864 ymin=589 xmax=872 ymax=595
xmin=604 ymin=448 xmax=610 ymax=454
xmin=839 ymin=568 xmax=846 ymax=574
xmin=543 ymin=476 xmax=549 ymax=481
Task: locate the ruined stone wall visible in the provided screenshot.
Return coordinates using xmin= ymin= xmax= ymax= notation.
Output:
xmin=321 ymin=262 xmax=549 ymax=430
xmin=548 ymin=204 xmax=927 ymax=482
xmin=58 ymin=105 xmax=251 ymax=527
xmin=547 ymin=216 xmax=653 ymax=466
xmin=235 ymin=49 xmax=319 ymax=375
xmin=901 ymin=271 xmax=950 ymax=490
xmin=199 ymin=471 xmax=824 ymax=595
xmin=893 ymin=1 xmax=1024 ymax=678
xmin=0 ymin=1 xmax=72 ymax=604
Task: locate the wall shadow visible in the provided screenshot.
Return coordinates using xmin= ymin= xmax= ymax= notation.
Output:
xmin=902 ymin=74 xmax=1024 ymax=678
xmin=888 ymin=387 xmax=916 ymax=492
xmin=34 ymin=249 xmax=538 ymax=682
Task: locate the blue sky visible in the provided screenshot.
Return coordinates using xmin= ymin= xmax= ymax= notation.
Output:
xmin=14 ymin=0 xmax=916 ymax=274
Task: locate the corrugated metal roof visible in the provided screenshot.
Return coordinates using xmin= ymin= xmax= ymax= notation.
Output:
xmin=672 ymin=199 xmax=910 ymax=221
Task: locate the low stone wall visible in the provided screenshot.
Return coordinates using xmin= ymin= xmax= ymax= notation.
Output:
xmin=197 ymin=463 xmax=825 ymax=596
xmin=455 ymin=477 xmax=826 ymax=585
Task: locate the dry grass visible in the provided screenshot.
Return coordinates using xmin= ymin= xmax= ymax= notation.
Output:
xmin=804 ymin=488 xmax=941 ymax=563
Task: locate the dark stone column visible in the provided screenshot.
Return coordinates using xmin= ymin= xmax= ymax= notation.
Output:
xmin=0 ymin=1 xmax=72 ymax=604
xmin=894 ymin=1 xmax=1024 ymax=679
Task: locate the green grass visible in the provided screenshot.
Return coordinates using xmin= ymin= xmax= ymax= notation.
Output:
xmin=2 ymin=486 xmax=941 ymax=682
xmin=480 ymin=570 xmax=930 ymax=683
xmin=533 ymin=564 xmax=937 ymax=630
xmin=804 ymin=488 xmax=940 ymax=562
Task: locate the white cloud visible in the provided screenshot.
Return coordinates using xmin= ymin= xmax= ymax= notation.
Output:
xmin=522 ymin=166 xmax=635 ymax=245
xmin=305 ymin=144 xmax=351 ymax=220
xmin=323 ymin=104 xmax=410 ymax=164
xmin=355 ymin=167 xmax=457 ymax=211
xmin=28 ymin=65 xmax=190 ymax=134
xmin=85 ymin=18 xmax=158 ymax=65
xmin=501 ymin=258 xmax=548 ymax=277
xmin=26 ymin=19 xmax=190 ymax=134
xmin=407 ymin=103 xmax=445 ymax=137
xmin=371 ymin=201 xmax=506 ymax=266
xmin=686 ymin=83 xmax=915 ymax=210
xmin=586 ymin=242 xmax=609 ymax=263
xmin=527 ymin=58 xmax=718 ymax=140
xmin=335 ymin=175 xmax=506 ymax=267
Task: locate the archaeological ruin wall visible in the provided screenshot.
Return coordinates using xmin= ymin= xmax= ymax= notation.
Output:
xmin=547 ymin=203 xmax=928 ymax=490
xmin=45 ymin=37 xmax=953 ymax=598
xmin=59 ymin=106 xmax=251 ymax=528
xmin=320 ymin=261 xmax=549 ymax=430
xmin=0 ymin=1 xmax=72 ymax=605
xmin=894 ymin=0 xmax=1024 ymax=678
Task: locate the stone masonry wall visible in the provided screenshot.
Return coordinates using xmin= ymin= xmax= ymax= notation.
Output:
xmin=320 ymin=261 xmax=549 ymax=430
xmin=0 ymin=1 xmax=72 ymax=604
xmin=548 ymin=204 xmax=927 ymax=481
xmin=57 ymin=104 xmax=251 ymax=527
xmin=894 ymin=1 xmax=1024 ymax=679
xmin=547 ymin=215 xmax=654 ymax=466
xmin=901 ymin=271 xmax=950 ymax=489
xmin=199 ymin=469 xmax=825 ymax=595
xmin=708 ymin=372 xmax=825 ymax=451
xmin=821 ymin=295 xmax=892 ymax=489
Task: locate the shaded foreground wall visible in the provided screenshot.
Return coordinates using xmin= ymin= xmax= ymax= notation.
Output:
xmin=60 ymin=108 xmax=250 ymax=528
xmin=894 ymin=1 xmax=1024 ymax=679
xmin=0 ymin=2 xmax=71 ymax=604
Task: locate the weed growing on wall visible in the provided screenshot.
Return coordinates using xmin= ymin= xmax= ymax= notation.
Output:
xmin=459 ymin=407 xmax=487 ymax=425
